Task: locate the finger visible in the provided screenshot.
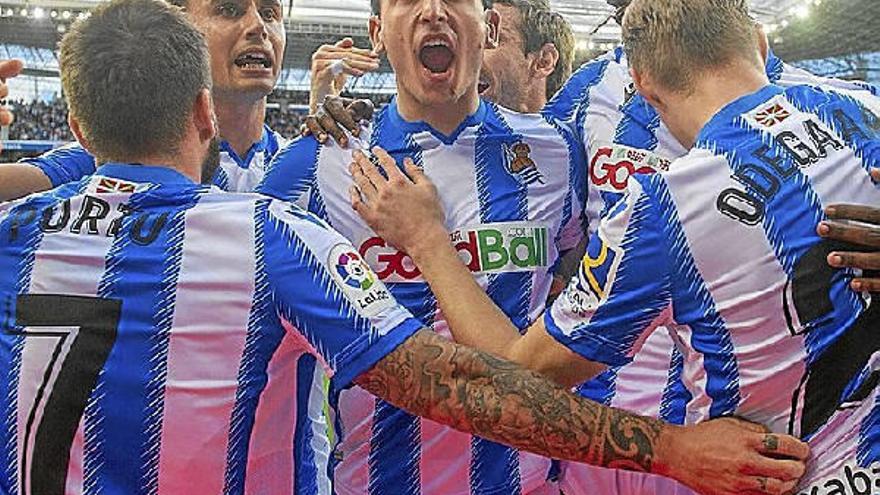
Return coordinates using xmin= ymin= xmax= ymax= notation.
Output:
xmin=825 ymin=204 xmax=880 ymax=225
xmin=371 ymin=147 xmax=399 ymax=178
xmin=827 ymin=251 xmax=880 ymax=270
xmin=341 ymin=58 xmax=381 ymax=73
xmin=300 ymin=122 xmax=311 ymax=137
xmin=0 ymin=110 xmax=13 ymax=127
xmin=348 ymin=99 xmax=375 ymax=122
xmin=741 ymin=455 xmax=806 ymax=482
xmin=304 ymin=115 xmax=327 ymax=143
xmin=0 ymin=81 xmax=8 ymax=100
xmin=350 ymin=153 xmax=379 ymax=198
xmin=817 ymin=219 xmax=880 ymax=248
xmin=334 ymin=37 xmax=354 ymax=48
xmin=871 ymin=168 xmax=880 ymax=184
xmin=350 ymin=185 xmax=366 ymax=213
xmin=362 ymin=148 xmax=392 ymax=185
xmin=851 ymin=277 xmax=880 ymax=293
xmin=318 ymin=109 xmax=347 ymax=147
xmin=312 ymin=53 xmax=381 ymax=68
xmin=0 ymin=59 xmax=24 ymax=80
xmin=314 ymin=46 xmax=379 ymax=59
xmin=753 ymin=433 xmax=810 ymax=461
xmin=324 ymin=95 xmax=361 ymax=136
xmin=750 ymin=476 xmax=798 ymax=495
xmin=403 ymin=158 xmax=426 ymax=184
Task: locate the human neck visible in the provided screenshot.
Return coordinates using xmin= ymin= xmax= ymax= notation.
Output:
xmin=520 ymin=80 xmax=548 ymax=114
xmin=670 ymin=63 xmax=769 ymax=148
xmin=214 ymin=93 xmax=267 ymax=158
xmin=118 ymin=150 xmax=202 ymax=183
xmin=396 ymin=88 xmax=481 ymax=137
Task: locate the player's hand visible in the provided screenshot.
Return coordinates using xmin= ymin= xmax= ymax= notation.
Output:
xmin=309 ymin=38 xmax=379 ymax=114
xmin=350 ymin=147 xmax=447 ymax=256
xmin=818 ymin=202 xmax=880 ymax=292
xmin=656 ymin=417 xmax=809 ymax=495
xmin=0 ymin=59 xmax=24 ymax=152
xmin=302 ymin=96 xmax=374 ymax=147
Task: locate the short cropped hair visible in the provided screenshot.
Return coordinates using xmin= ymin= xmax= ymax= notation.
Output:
xmin=496 ymin=0 xmax=574 ymax=99
xmin=622 ymin=0 xmax=760 ymax=93
xmin=60 ymin=0 xmax=211 ymax=161
xmin=371 ymin=0 xmax=493 ymax=16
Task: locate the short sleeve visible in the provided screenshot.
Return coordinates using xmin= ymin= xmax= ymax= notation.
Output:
xmin=19 ymin=142 xmax=96 ymax=187
xmin=261 ymin=200 xmax=422 ymax=393
xmin=546 ymin=177 xmax=674 ymax=367
xmin=257 ymin=135 xmax=322 ymax=205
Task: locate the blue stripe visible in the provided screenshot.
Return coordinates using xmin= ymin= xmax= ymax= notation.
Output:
xmin=471 ymin=102 xmax=527 ymax=493
xmin=359 ymin=104 xmax=428 ymax=495
xmin=576 ymin=367 xmax=620 ymax=406
xmin=698 ymin=88 xmax=863 ymax=362
xmin=294 ymin=355 xmax=319 ymax=495
xmin=81 ymin=182 xmax=201 ymax=493
xmin=369 ymin=400 xmax=420 ymax=495
xmin=470 ymin=437 xmax=520 ymax=495
xmin=785 ymin=85 xmax=880 ymax=176
xmin=213 ymin=166 xmax=230 ymax=191
xmin=649 ymin=176 xmax=741 ymax=417
xmin=258 ymin=136 xmax=323 ymax=204
xmin=0 ymin=183 xmax=84 ymax=494
xmin=615 ymin=96 xmax=661 ymax=152
xmin=766 ymin=51 xmax=785 ymax=84
xmin=659 ymin=347 xmax=691 ymax=425
xmin=224 ymin=200 xmax=287 ymax=493
xmin=541 ymin=115 xmax=588 ymax=248
xmin=858 ymin=393 xmax=880 ymax=466
xmin=543 ymin=57 xmax=610 ymax=123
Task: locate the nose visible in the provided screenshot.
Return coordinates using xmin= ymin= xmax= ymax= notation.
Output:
xmin=417 ymin=0 xmax=447 ymax=24
xmin=243 ymin=5 xmax=269 ymax=41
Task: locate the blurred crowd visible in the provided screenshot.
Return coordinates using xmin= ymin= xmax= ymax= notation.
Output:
xmin=6 ymin=98 xmax=74 ymax=142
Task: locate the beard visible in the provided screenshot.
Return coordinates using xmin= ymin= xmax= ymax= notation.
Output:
xmin=200 ymin=137 xmax=221 ymax=185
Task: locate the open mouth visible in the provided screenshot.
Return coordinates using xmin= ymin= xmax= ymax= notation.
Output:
xmin=419 ymin=39 xmax=454 ymax=74
xmin=234 ymin=51 xmax=273 ymax=70
xmin=478 ymin=78 xmax=490 ymax=94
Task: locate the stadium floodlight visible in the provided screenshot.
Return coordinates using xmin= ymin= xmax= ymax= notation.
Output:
xmin=795 ymin=5 xmax=810 ymax=19
xmin=19 ymin=8 xmax=27 ymax=17
xmin=33 ymin=7 xmax=45 ymax=19
xmin=62 ymin=10 xmax=71 ymax=19
xmin=50 ymin=10 xmax=58 ymax=18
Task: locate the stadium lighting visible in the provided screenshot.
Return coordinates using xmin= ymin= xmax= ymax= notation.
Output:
xmin=50 ymin=10 xmax=58 ymax=18
xmin=62 ymin=10 xmax=71 ymax=19
xmin=57 ymin=24 xmax=66 ymax=33
xmin=19 ymin=8 xmax=27 ymax=17
xmin=795 ymin=5 xmax=810 ymax=19
xmin=33 ymin=7 xmax=45 ymax=19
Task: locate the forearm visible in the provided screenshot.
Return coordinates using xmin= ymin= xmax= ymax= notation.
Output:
xmin=355 ymin=330 xmax=671 ymax=473
xmin=408 ymin=229 xmax=524 ymax=358
xmin=0 ymin=163 xmax=52 ymax=202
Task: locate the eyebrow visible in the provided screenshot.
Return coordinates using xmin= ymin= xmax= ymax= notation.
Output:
xmin=261 ymin=0 xmax=282 ymax=9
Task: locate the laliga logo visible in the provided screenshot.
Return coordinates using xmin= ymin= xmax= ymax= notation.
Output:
xmin=335 ymin=251 xmax=375 ymax=290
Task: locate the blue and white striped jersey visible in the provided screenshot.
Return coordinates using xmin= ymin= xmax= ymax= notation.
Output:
xmin=258 ymin=99 xmax=586 ymax=495
xmin=546 ymin=46 xmax=880 ymax=421
xmin=548 ymin=83 xmax=880 ymax=489
xmin=0 ymin=163 xmax=420 ymax=495
xmin=21 ymin=124 xmax=287 ymax=193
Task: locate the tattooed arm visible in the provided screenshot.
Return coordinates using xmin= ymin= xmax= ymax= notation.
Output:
xmin=355 ymin=330 xmax=810 ymax=495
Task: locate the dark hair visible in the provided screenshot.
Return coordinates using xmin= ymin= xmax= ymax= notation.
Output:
xmin=371 ymin=0 xmax=493 ymax=15
xmin=495 ymin=0 xmax=574 ymax=99
xmin=59 ymin=0 xmax=211 ymax=162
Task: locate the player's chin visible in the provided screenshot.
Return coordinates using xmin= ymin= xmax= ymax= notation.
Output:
xmin=232 ymin=79 xmax=277 ymax=98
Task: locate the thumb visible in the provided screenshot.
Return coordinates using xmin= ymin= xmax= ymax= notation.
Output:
xmin=336 ymin=37 xmax=355 ymax=48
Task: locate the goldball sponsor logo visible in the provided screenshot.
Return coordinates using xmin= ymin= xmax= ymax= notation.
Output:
xmin=360 ymin=222 xmax=550 ymax=283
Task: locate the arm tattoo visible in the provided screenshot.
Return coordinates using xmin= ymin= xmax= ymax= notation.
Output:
xmin=355 ymin=330 xmax=665 ymax=472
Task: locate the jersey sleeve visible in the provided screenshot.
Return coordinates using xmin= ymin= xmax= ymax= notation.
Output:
xmin=19 ymin=142 xmax=96 ymax=188
xmin=257 ymin=135 xmax=322 ymax=206
xmin=545 ymin=176 xmax=674 ymax=367
xmin=261 ymin=200 xmax=422 ymax=394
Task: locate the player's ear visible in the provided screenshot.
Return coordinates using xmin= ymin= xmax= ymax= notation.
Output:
xmin=631 ymin=67 xmax=663 ymax=111
xmin=530 ymin=42 xmax=559 ymax=79
xmin=484 ymin=8 xmax=500 ymax=49
xmin=369 ymin=15 xmax=385 ymax=54
xmin=68 ymin=113 xmax=91 ymax=153
xmin=192 ymin=88 xmax=217 ymax=143
xmin=755 ymin=24 xmax=770 ymax=67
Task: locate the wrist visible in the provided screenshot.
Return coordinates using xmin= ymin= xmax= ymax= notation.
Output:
xmin=406 ymin=226 xmax=452 ymax=266
xmin=651 ymin=423 xmax=685 ymax=481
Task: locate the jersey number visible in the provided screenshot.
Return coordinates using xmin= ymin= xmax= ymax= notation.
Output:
xmin=785 ymin=242 xmax=879 ymax=438
xmin=9 ymin=294 xmax=121 ymax=495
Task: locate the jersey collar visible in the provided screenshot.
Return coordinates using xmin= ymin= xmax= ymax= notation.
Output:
xmin=219 ymin=124 xmax=277 ymax=169
xmin=95 ymin=163 xmax=197 ymax=186
xmin=696 ymin=84 xmax=785 ymax=145
xmin=385 ymin=97 xmax=488 ymax=145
